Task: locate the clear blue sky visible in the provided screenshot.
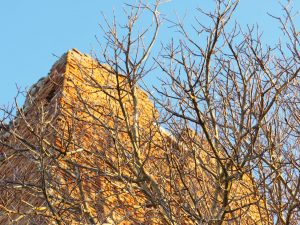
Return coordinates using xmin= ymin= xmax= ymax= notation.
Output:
xmin=0 ymin=0 xmax=299 ymax=106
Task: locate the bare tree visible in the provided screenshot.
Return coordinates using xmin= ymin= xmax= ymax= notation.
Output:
xmin=0 ymin=0 xmax=299 ymax=225
xmin=154 ymin=0 xmax=300 ymax=224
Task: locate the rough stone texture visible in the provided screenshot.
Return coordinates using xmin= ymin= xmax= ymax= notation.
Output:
xmin=0 ymin=49 xmax=269 ymax=224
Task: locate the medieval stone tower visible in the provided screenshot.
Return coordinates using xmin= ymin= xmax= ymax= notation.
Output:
xmin=0 ymin=49 xmax=269 ymax=224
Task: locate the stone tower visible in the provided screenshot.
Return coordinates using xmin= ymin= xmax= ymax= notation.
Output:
xmin=0 ymin=49 xmax=269 ymax=224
